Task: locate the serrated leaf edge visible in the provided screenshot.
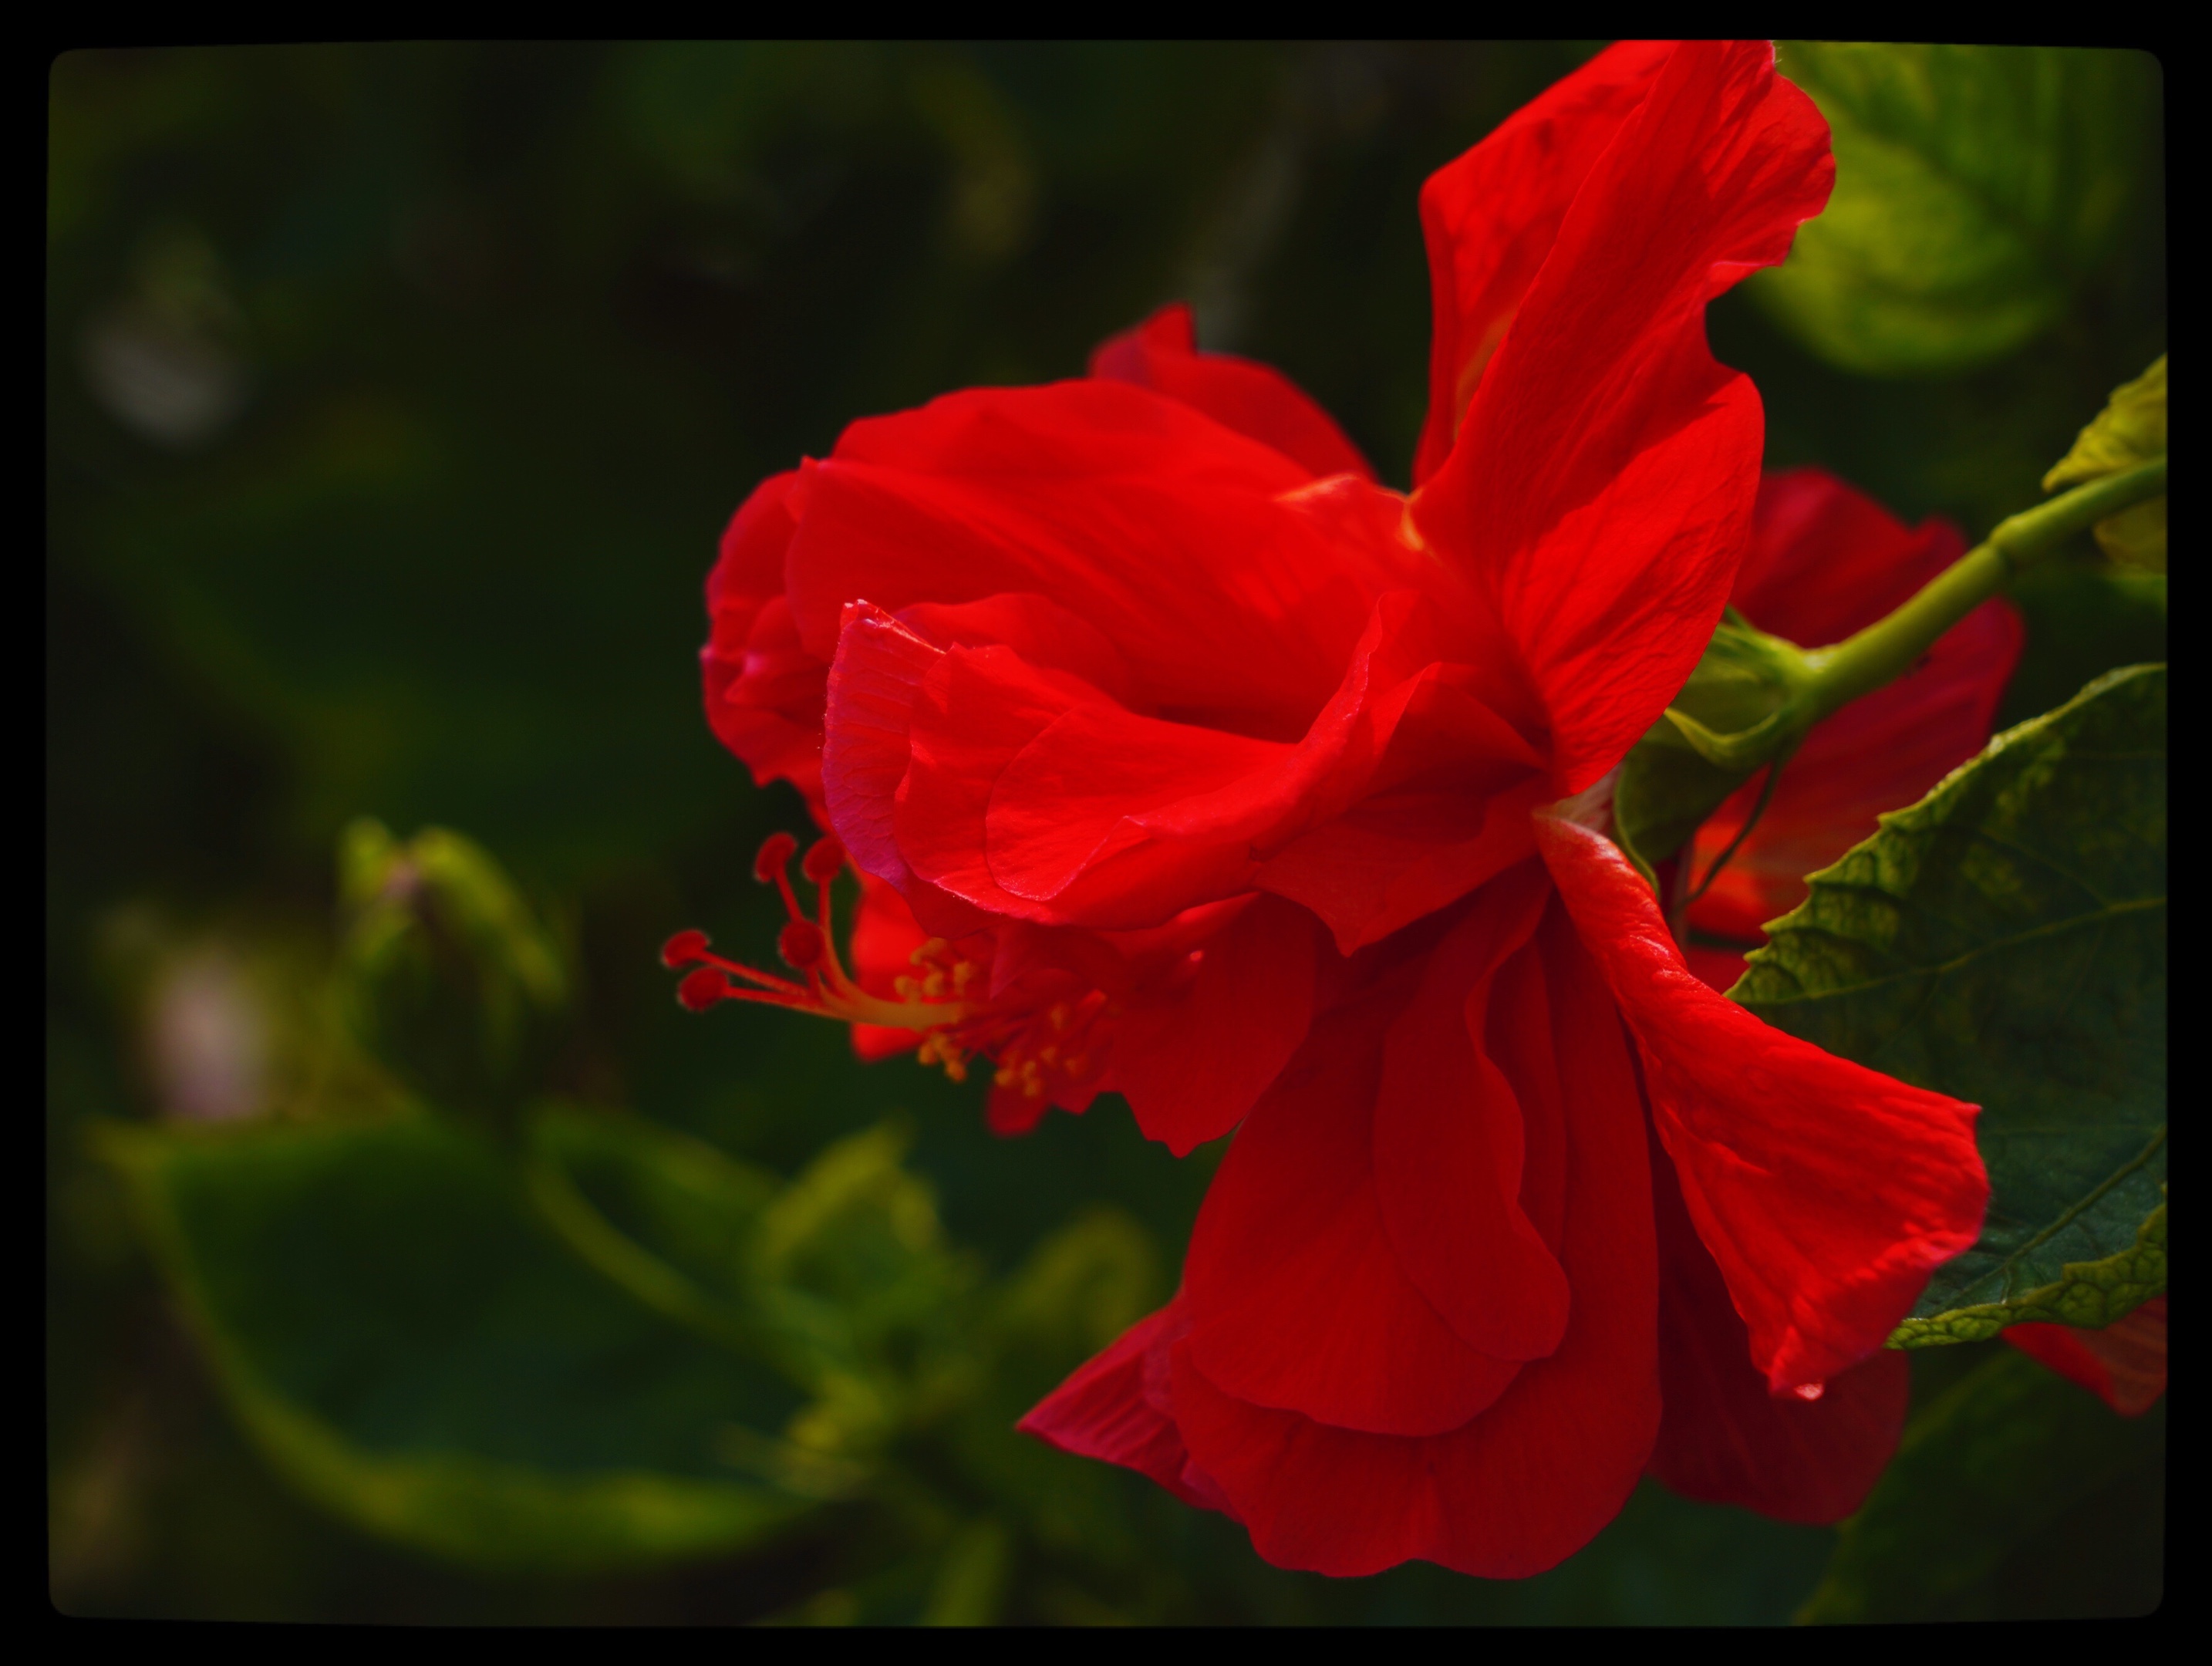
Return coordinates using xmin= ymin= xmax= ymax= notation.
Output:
xmin=1887 ymin=1188 xmax=2166 ymax=1347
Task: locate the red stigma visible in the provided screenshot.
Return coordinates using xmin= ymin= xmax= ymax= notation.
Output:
xmin=801 ymin=836 xmax=847 ymax=884
xmin=753 ymin=832 xmax=799 ymax=884
xmin=677 ymin=967 xmax=730 ymax=1011
xmin=662 ymin=929 xmax=710 ymax=968
xmin=778 ymin=919 xmax=826 ymax=969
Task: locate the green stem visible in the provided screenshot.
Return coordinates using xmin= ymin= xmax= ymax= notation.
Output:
xmin=1675 ymin=456 xmax=2167 ymax=770
xmin=1799 ymin=454 xmax=2167 ymax=723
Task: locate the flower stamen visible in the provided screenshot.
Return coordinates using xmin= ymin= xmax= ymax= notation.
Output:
xmin=664 ymin=833 xmax=1119 ymax=1115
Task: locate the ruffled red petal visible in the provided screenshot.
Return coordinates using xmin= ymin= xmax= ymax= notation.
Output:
xmin=1168 ymin=902 xmax=1660 ymax=1577
xmin=1413 ymin=41 xmax=1834 ymax=794
xmin=1536 ymin=811 xmax=1986 ymax=1393
xmin=1647 ymin=1118 xmax=1910 ymax=1523
xmin=784 ymin=380 xmax=1374 ymax=741
xmin=1413 ymin=39 xmax=1674 ymax=486
xmin=1180 ymin=959 xmax=1526 ymax=1436
xmin=702 ymin=471 xmax=829 ymax=808
xmin=1370 ymin=865 xmax=1570 ymax=1362
xmin=1108 ymin=894 xmax=1323 ymax=1155
xmin=1091 ymin=302 xmax=1374 ymax=484
xmin=2006 ymin=1297 xmax=2167 ymax=1417
xmin=1015 ymin=1300 xmax=1233 ymax=1513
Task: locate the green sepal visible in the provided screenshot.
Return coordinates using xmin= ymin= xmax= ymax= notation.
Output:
xmin=2043 ymin=356 xmax=2167 ymax=571
xmin=1735 ymin=664 xmax=2166 ymax=1340
xmin=96 ymin=1114 xmax=821 ymax=1570
xmin=1614 ymin=613 xmax=1811 ymax=880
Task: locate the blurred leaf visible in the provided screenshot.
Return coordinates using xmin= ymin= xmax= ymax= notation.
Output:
xmin=1755 ymin=45 xmax=2154 ymax=376
xmin=334 ymin=821 xmax=570 ymax=1123
xmin=1799 ymin=1346 xmax=2164 ymax=1621
xmin=755 ymin=1124 xmax=983 ymax=1455
xmin=921 ymin=1518 xmax=1013 ymax=1626
xmin=2045 ymin=355 xmax=2167 ymax=569
xmin=1736 ymin=666 xmax=2165 ymax=1341
xmin=99 ymin=1115 xmax=821 ymax=1570
xmin=523 ymin=1102 xmax=777 ymax=1349
xmin=991 ymin=1204 xmax=1162 ymax=1368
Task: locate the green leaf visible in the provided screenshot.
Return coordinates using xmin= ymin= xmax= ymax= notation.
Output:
xmin=2044 ymin=356 xmax=2166 ymax=570
xmin=99 ymin=1115 xmax=821 ymax=1570
xmin=1754 ymin=44 xmax=2155 ymax=376
xmin=1735 ymin=664 xmax=2166 ymax=1343
xmin=752 ymin=1123 xmax=985 ymax=1454
xmin=1799 ymin=1346 xmax=2165 ymax=1622
xmin=523 ymin=1102 xmax=777 ymax=1349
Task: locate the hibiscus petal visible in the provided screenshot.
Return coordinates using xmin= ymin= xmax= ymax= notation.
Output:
xmin=1535 ymin=811 xmax=1987 ymax=1392
xmin=1647 ymin=1121 xmax=1909 ymax=1524
xmin=1415 ymin=40 xmax=1834 ymax=793
xmin=1684 ymin=943 xmax=1750 ymax=994
xmin=703 ymin=471 xmax=828 ymax=805
xmin=818 ymin=602 xmax=994 ymax=937
xmin=1182 ymin=963 xmax=1527 ymax=1437
xmin=1091 ymin=302 xmax=1375 ymax=483
xmin=895 ymin=591 xmax=1138 ymax=708
xmin=2005 ymin=1297 xmax=2167 ymax=1418
xmin=1109 ymin=895 xmax=1323 ymax=1155
xmin=1015 ymin=1301 xmax=1232 ymax=1513
xmin=885 ymin=588 xmax=1541 ymax=935
xmin=1412 ymin=39 xmax=1674 ymax=485
xmin=1372 ymin=864 xmax=1569 ymax=1361
xmin=784 ymin=381 xmax=1381 ymax=741
xmin=894 ymin=639 xmax=1274 ymax=928
xmin=1171 ymin=905 xmax=1659 ymax=1577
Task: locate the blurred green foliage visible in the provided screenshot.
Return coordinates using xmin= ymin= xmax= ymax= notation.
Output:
xmin=1751 ymin=45 xmax=2157 ymax=376
xmin=48 ymin=42 xmax=2163 ymax=1622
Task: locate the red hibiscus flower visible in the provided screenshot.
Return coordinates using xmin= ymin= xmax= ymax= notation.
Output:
xmin=1676 ymin=468 xmax=2025 ymax=992
xmin=680 ymin=40 xmax=1994 ymax=1577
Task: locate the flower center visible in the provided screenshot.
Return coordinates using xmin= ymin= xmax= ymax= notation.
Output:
xmin=662 ymin=833 xmax=1114 ymax=1110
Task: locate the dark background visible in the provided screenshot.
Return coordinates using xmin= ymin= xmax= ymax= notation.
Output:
xmin=48 ymin=42 xmax=2164 ymax=1623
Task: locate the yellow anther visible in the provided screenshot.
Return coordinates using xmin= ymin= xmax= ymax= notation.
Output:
xmin=1049 ymin=1003 xmax=1071 ymax=1032
xmin=952 ymin=961 xmax=978 ymax=993
xmin=922 ymin=970 xmax=948 ymax=999
xmin=945 ymin=1057 xmax=967 ymax=1083
xmin=894 ymin=975 xmax=920 ymax=1000
xmin=993 ymin=1064 xmax=1015 ymax=1088
xmin=912 ymin=938 xmax=949 ymax=966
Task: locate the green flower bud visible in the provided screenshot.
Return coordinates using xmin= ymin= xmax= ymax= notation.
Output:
xmin=334 ymin=819 xmax=570 ymax=1125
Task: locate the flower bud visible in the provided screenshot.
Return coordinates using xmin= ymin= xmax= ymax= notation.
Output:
xmin=333 ymin=818 xmax=571 ymax=1126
